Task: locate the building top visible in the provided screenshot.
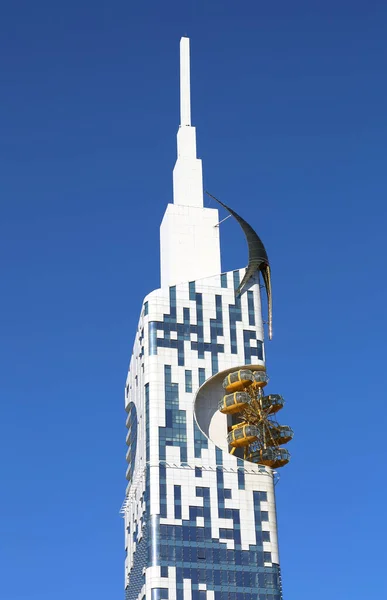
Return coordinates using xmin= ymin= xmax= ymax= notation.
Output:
xmin=172 ymin=37 xmax=204 ymax=208
xmin=179 ymin=36 xmax=191 ymax=127
xmin=160 ymin=37 xmax=221 ymax=287
xmin=160 ymin=38 xmax=272 ymax=341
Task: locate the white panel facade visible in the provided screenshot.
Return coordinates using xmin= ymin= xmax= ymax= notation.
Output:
xmin=160 ymin=204 xmax=221 ymax=288
xmin=123 ymin=271 xmax=284 ymax=600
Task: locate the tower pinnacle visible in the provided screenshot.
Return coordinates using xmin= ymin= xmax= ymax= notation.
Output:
xmin=160 ymin=37 xmax=221 ymax=287
xmin=173 ymin=37 xmax=204 ymax=207
xmin=180 ymin=37 xmax=191 ymax=126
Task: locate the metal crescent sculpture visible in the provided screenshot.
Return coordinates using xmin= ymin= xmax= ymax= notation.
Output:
xmin=206 ymin=191 xmax=273 ymax=340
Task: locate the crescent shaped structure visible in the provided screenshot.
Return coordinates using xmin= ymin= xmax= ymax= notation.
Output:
xmin=123 ymin=38 xmax=291 ymax=600
xmin=205 ymin=192 xmax=273 ymax=340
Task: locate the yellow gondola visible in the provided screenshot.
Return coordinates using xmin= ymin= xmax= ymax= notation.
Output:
xmin=252 ymin=369 xmax=269 ymax=388
xmin=218 ymin=392 xmax=250 ymax=415
xmin=260 ymin=394 xmax=284 ymax=414
xmin=223 ymin=370 xmax=255 ymax=393
xmin=227 ymin=424 xmax=258 ymax=448
xmin=248 ymin=447 xmax=290 ymax=469
xmin=267 ymin=425 xmax=293 ymax=446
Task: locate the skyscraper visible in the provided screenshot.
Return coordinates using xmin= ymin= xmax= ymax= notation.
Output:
xmin=123 ymin=37 xmax=292 ymax=600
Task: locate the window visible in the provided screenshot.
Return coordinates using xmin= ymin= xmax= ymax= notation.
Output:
xmin=262 ymin=531 xmax=270 ymax=542
xmin=237 ymin=468 xmax=245 ymax=489
xmin=151 ymin=590 xmax=168 ymax=600
xmin=174 ymin=485 xmax=181 ymax=519
xmin=247 ymin=291 xmax=255 ymax=326
xmin=261 ymin=510 xmax=269 ymax=521
xmin=149 ymin=322 xmax=157 ymax=355
xmin=160 ymin=566 xmax=168 ymax=578
xmin=219 ymin=528 xmax=233 ymax=539
xmin=143 ymin=301 xmax=149 ymax=316
xmin=189 ymin=281 xmax=196 ymax=300
xmin=195 ymin=467 xmax=202 ymax=477
xmin=198 ymin=368 xmax=206 ymax=386
xmin=221 ymin=273 xmax=228 ymax=288
xmin=169 ymin=286 xmax=176 ymax=314
xmin=185 ymin=370 xmax=192 ymax=393
xmin=197 ymin=548 xmax=206 ymax=560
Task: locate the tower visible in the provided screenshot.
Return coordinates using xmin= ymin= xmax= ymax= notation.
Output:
xmin=123 ymin=38 xmax=291 ymax=600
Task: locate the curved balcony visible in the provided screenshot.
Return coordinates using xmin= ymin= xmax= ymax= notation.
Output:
xmin=218 ymin=392 xmax=250 ymax=415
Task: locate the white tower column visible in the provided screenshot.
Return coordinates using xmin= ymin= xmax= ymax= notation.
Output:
xmin=173 ymin=37 xmax=204 ymax=208
xmin=160 ymin=37 xmax=221 ymax=288
xmin=180 ymin=36 xmax=191 ymax=127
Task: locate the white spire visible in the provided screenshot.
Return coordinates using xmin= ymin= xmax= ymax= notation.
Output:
xmin=180 ymin=37 xmax=191 ymax=126
xmin=160 ymin=37 xmax=221 ymax=287
xmin=172 ymin=37 xmax=204 ymax=207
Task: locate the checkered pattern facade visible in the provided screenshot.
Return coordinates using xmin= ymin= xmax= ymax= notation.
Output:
xmin=123 ymin=269 xmax=283 ymax=600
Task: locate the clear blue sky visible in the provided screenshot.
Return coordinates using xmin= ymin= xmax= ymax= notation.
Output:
xmin=1 ymin=1 xmax=386 ymax=599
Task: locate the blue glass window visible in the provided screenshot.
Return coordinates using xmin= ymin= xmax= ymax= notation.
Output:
xmin=195 ymin=467 xmax=202 ymax=477
xmin=195 ymin=293 xmax=204 ymax=358
xmin=174 ymin=485 xmax=182 ymax=519
xmin=149 ymin=322 xmax=157 ymax=355
xmin=194 ymin=420 xmax=208 ymax=459
xmin=247 ymin=291 xmax=255 ymax=326
xmin=185 ymin=370 xmax=192 ymax=393
xmin=144 ymin=301 xmax=149 ymax=316
xmin=145 ymin=384 xmax=150 ymax=463
xmin=160 ymin=566 xmax=168 ymax=578
xmin=261 ymin=511 xmax=269 ymax=521
xmin=151 ymin=590 xmax=168 ymax=600
xmin=189 ymin=281 xmax=196 ymax=301
xmin=229 ymin=271 xmax=242 ymax=353
xmin=221 ymin=273 xmax=228 ymax=288
xmin=159 ymin=465 xmax=167 ymax=518
xmin=198 ymin=368 xmax=206 ymax=386
xmin=219 ymin=528 xmax=234 ymax=539
xmin=126 ymin=402 xmax=137 ymax=484
xmin=237 ymin=462 xmax=245 ymax=489
xmin=169 ymin=286 xmax=176 ymax=319
xmin=197 ymin=547 xmax=206 ymax=560
xmin=160 ymin=366 xmax=187 ymax=464
xmin=244 ymin=330 xmax=264 ymax=363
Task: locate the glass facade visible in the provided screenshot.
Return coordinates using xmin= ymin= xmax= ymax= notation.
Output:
xmin=124 ymin=272 xmax=282 ymax=600
xmin=126 ymin=403 xmax=138 ymax=484
xmin=147 ymin=285 xmax=262 ymax=371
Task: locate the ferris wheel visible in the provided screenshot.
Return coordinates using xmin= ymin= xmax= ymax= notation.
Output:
xmin=218 ymin=368 xmax=293 ymax=469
